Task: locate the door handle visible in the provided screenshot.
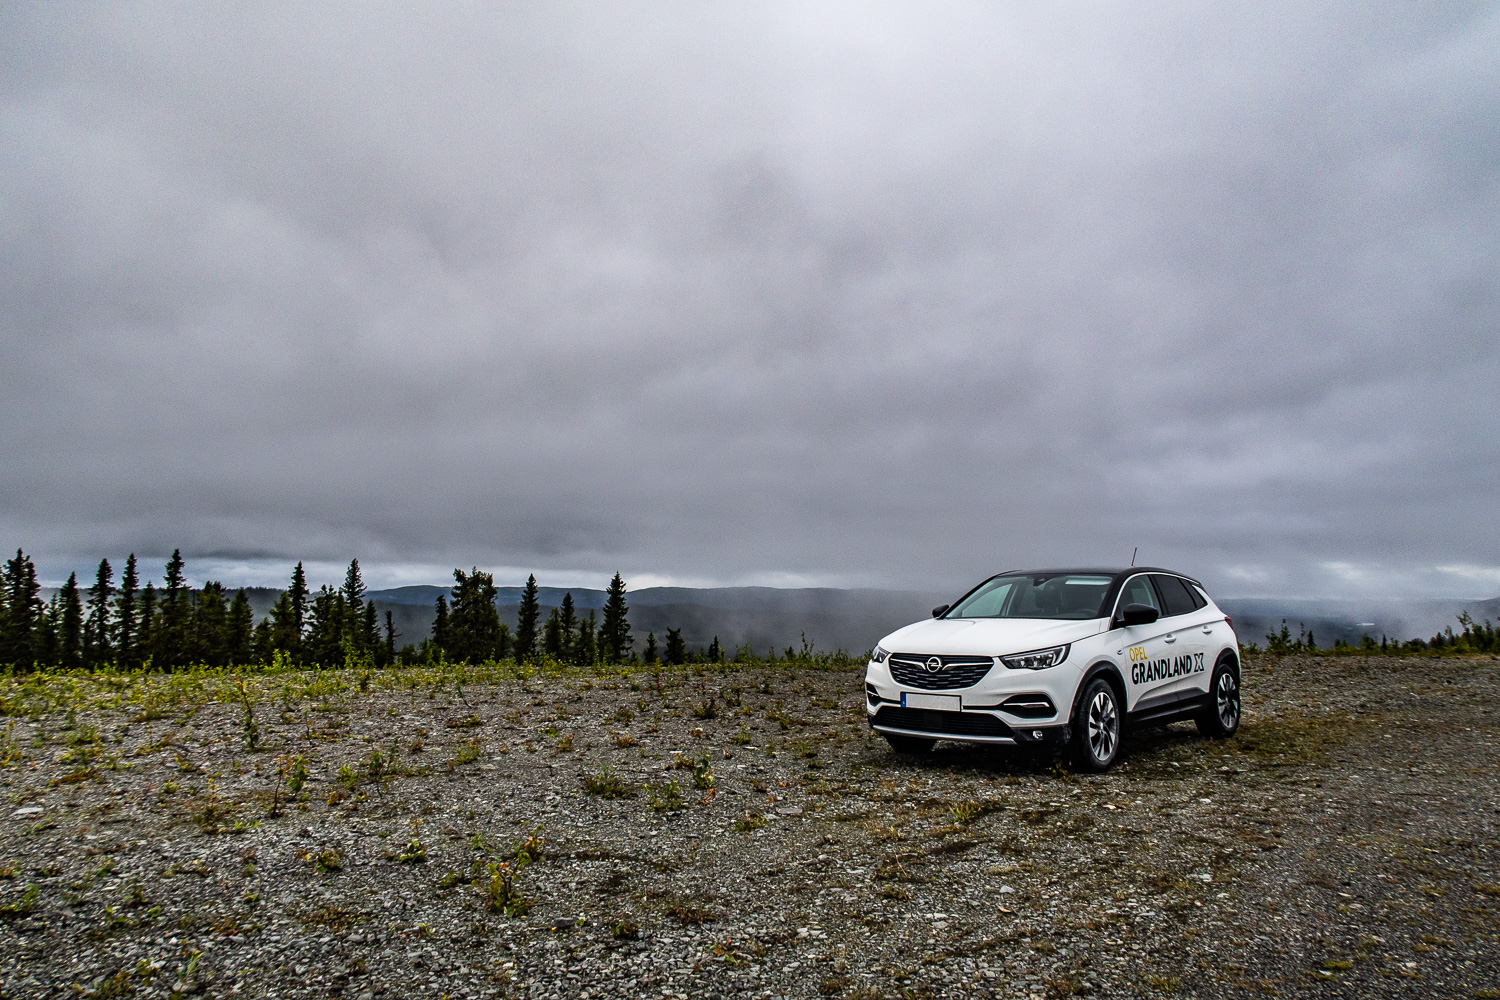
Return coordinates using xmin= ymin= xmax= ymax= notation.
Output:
xmin=1163 ymin=634 xmax=1176 ymax=644
xmin=1201 ymin=625 xmax=1213 ymax=634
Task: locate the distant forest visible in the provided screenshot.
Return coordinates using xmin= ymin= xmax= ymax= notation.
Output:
xmin=3 ymin=548 xmax=1497 ymax=671
xmin=0 ymin=549 xmax=729 ymax=671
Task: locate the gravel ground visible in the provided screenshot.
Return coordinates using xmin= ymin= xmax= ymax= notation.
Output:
xmin=1 ymin=653 xmax=1498 ymax=999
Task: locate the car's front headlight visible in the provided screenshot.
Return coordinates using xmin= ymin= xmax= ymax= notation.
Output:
xmin=1001 ymin=645 xmax=1069 ymax=670
xmin=871 ymin=646 xmax=890 ymax=664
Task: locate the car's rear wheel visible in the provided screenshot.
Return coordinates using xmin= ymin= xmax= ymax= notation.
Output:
xmin=1196 ymin=659 xmax=1241 ymax=738
xmin=883 ymin=733 xmax=935 ymax=755
xmin=1070 ymin=678 xmax=1121 ymax=772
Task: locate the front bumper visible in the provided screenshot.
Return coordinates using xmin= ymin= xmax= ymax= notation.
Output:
xmin=864 ymin=659 xmax=1076 ymax=745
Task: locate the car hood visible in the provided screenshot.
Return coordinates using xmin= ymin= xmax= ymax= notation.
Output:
xmin=877 ymin=617 xmax=1107 ymax=657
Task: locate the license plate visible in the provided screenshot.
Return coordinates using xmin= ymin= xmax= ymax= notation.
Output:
xmin=901 ymin=692 xmax=961 ymax=712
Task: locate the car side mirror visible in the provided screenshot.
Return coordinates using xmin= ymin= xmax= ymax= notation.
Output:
xmin=1118 ymin=603 xmax=1159 ymax=627
xmin=931 ymin=604 xmax=949 ymax=618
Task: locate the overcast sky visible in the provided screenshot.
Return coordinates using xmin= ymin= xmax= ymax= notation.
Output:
xmin=3 ymin=3 xmax=1498 ymax=599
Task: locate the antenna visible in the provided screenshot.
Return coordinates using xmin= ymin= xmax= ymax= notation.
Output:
xmin=1130 ymin=547 xmax=1137 ymax=567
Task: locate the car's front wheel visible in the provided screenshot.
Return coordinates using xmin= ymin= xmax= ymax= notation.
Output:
xmin=1196 ymin=659 xmax=1241 ymax=738
xmin=1070 ymin=678 xmax=1121 ymax=772
xmin=883 ymin=733 xmax=935 ymax=756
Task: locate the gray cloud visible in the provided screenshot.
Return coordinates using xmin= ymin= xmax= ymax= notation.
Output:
xmin=2 ymin=2 xmax=1498 ymax=598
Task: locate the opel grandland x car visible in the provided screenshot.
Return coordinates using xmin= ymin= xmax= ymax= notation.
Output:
xmin=864 ymin=568 xmax=1242 ymax=771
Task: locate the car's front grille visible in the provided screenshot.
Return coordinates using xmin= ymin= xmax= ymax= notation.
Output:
xmin=873 ymin=707 xmax=1013 ymax=738
xmin=888 ymin=654 xmax=995 ymax=690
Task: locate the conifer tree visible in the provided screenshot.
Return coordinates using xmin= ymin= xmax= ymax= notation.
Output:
xmin=664 ymin=627 xmax=686 ymax=666
xmin=430 ymin=594 xmax=449 ymax=660
xmin=137 ymin=582 xmax=157 ymax=665
xmin=448 ymin=568 xmax=501 ymax=664
xmin=305 ymin=586 xmax=346 ymax=666
xmin=156 ymin=550 xmax=190 ymax=669
xmin=600 ymin=572 xmax=631 ymax=664
xmin=495 ymin=622 xmax=512 ymax=661
xmin=543 ymin=608 xmax=564 ymax=659
xmin=85 ymin=558 xmax=114 ymax=667
xmin=363 ymin=599 xmax=379 ymax=654
xmin=559 ymin=592 xmax=577 ymax=662
xmin=515 ymin=574 xmax=541 ymax=663
xmin=190 ymin=582 xmax=229 ymax=666
xmin=576 ymin=611 xmax=597 ymax=666
xmin=343 ymin=559 xmax=368 ymax=652
xmin=644 ymin=632 xmax=658 ymax=664
xmin=58 ymin=572 xmax=84 ymax=670
xmin=116 ymin=554 xmax=140 ymax=668
xmin=707 ymin=636 xmax=722 ymax=663
xmin=289 ymin=562 xmax=309 ymax=641
xmin=252 ymin=618 xmax=273 ymax=662
xmin=0 ymin=550 xmax=43 ymax=669
xmin=227 ymin=589 xmax=254 ymax=665
xmin=36 ymin=594 xmax=59 ymax=668
xmin=343 ymin=559 xmax=366 ymax=606
xmin=384 ymin=610 xmax=398 ymax=666
xmin=267 ymin=591 xmax=299 ymax=656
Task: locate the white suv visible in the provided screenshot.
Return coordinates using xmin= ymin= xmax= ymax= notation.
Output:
xmin=864 ymin=568 xmax=1241 ymax=771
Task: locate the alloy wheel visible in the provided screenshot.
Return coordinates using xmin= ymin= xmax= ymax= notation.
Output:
xmin=1087 ymin=689 xmax=1118 ymax=762
xmin=1217 ymin=671 xmax=1240 ymax=729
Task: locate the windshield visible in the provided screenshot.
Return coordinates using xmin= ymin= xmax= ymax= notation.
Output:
xmin=945 ymin=574 xmax=1114 ymax=620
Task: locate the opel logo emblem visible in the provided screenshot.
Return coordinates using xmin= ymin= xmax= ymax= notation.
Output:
xmin=924 ymin=657 xmax=943 ymax=673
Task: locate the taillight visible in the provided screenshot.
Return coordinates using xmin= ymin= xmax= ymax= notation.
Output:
xmin=1224 ymin=616 xmax=1233 ymax=629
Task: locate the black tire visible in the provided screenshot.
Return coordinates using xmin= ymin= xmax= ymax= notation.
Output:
xmin=1070 ymin=677 xmax=1122 ymax=772
xmin=884 ymin=733 xmax=936 ymax=755
xmin=1196 ymin=659 xmax=1241 ymax=738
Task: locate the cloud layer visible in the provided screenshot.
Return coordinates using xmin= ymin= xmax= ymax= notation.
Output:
xmin=3 ymin=3 xmax=1498 ymax=597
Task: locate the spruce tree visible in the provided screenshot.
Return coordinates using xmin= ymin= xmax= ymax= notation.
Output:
xmin=190 ymin=582 xmax=229 ymax=666
xmin=600 ymin=572 xmax=632 ymax=664
xmin=664 ymin=627 xmax=686 ymax=666
xmin=304 ymin=587 xmax=346 ymax=666
xmin=559 ymin=592 xmax=577 ymax=662
xmin=36 ymin=594 xmax=59 ymax=668
xmin=343 ymin=559 xmax=366 ymax=606
xmin=137 ymin=582 xmax=157 ymax=666
xmin=515 ymin=574 xmax=541 ymax=663
xmin=227 ymin=589 xmax=254 ymax=664
xmin=644 ymin=632 xmax=658 ymax=664
xmin=0 ymin=550 xmax=43 ymax=669
xmin=58 ymin=572 xmax=84 ymax=670
xmin=157 ymin=550 xmax=189 ymax=669
xmin=707 ymin=636 xmax=722 ymax=663
xmin=543 ymin=608 xmax=563 ymax=659
xmin=448 ymin=568 xmax=501 ymax=664
xmin=116 ymin=554 xmax=140 ymax=668
xmin=363 ymin=599 xmax=379 ymax=654
xmin=84 ymin=558 xmax=114 ymax=667
xmin=384 ymin=610 xmax=398 ymax=666
xmin=576 ymin=611 xmax=597 ymax=666
xmin=289 ymin=562 xmax=309 ymax=642
xmin=343 ymin=559 xmax=368 ymax=652
xmin=430 ymin=594 xmax=449 ymax=660
xmin=267 ymin=592 xmax=298 ymax=656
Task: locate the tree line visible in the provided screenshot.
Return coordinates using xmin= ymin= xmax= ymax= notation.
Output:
xmin=0 ymin=549 xmax=708 ymax=671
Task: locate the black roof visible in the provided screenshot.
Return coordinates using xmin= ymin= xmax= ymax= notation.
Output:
xmin=990 ymin=567 xmax=1203 ymax=587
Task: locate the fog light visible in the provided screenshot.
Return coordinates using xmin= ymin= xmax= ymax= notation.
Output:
xmin=1032 ymin=730 xmax=1043 ymax=740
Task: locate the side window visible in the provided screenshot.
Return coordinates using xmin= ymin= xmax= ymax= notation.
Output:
xmin=1116 ymin=575 xmax=1161 ymax=616
xmin=1185 ymin=582 xmax=1208 ymax=610
xmin=1152 ymin=575 xmax=1197 ymax=618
